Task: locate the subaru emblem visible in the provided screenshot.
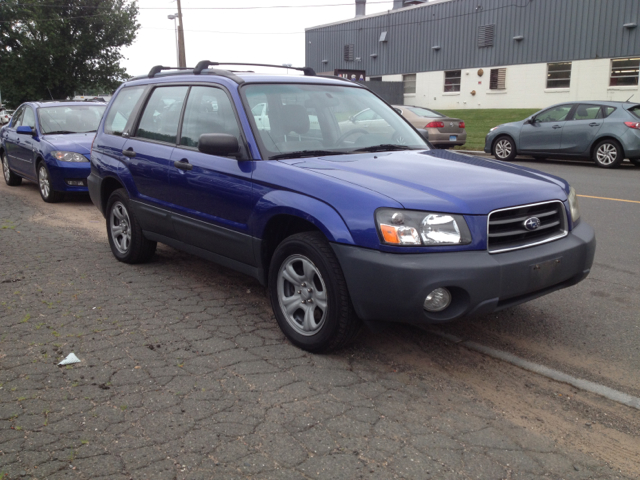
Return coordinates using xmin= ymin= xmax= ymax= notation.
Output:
xmin=524 ymin=217 xmax=541 ymax=231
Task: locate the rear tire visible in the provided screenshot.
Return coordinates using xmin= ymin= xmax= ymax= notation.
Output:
xmin=492 ymin=136 xmax=517 ymax=161
xmin=593 ymin=139 xmax=623 ymax=168
xmin=37 ymin=162 xmax=63 ymax=203
xmin=2 ymin=151 xmax=22 ymax=186
xmin=268 ymin=231 xmax=361 ymax=353
xmin=106 ymin=188 xmax=157 ymax=263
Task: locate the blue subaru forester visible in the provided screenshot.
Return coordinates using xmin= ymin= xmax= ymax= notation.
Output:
xmin=88 ymin=62 xmax=595 ymax=352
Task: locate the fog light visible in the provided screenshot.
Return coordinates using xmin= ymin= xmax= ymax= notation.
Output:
xmin=423 ymin=288 xmax=452 ymax=312
xmin=66 ymin=179 xmax=85 ymax=186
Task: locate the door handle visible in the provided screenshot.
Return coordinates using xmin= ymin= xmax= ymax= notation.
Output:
xmin=552 ymin=125 xmax=562 ymax=129
xmin=122 ymin=148 xmax=136 ymax=158
xmin=174 ymin=159 xmax=193 ymax=171
xmin=589 ymin=122 xmax=600 ymax=127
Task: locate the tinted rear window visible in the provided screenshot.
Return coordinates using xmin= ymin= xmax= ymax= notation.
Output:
xmin=407 ymin=107 xmax=444 ymax=118
xmin=629 ymin=105 xmax=640 ymax=119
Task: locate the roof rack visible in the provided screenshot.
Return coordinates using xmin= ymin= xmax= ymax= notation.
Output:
xmin=148 ymin=66 xmax=191 ymax=78
xmin=193 ymin=61 xmax=316 ymax=76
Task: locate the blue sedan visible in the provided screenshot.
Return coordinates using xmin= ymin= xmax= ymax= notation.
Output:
xmin=484 ymin=101 xmax=640 ymax=168
xmin=1 ymin=101 xmax=106 ymax=202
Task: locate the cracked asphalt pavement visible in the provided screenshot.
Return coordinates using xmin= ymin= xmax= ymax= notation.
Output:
xmin=1 ymin=183 xmax=638 ymax=479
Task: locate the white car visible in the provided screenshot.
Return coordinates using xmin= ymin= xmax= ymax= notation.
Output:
xmin=0 ymin=109 xmax=14 ymax=125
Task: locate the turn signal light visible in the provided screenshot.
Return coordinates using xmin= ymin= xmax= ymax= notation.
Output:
xmin=624 ymin=121 xmax=640 ymax=130
xmin=425 ymin=121 xmax=444 ymax=128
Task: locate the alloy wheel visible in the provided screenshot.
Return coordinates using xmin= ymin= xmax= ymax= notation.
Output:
xmin=277 ymin=254 xmax=328 ymax=336
xmin=109 ymin=201 xmax=132 ymax=255
xmin=2 ymin=155 xmax=10 ymax=183
xmin=38 ymin=165 xmax=50 ymax=199
xmin=596 ymin=143 xmax=617 ymax=166
xmin=495 ymin=139 xmax=512 ymax=159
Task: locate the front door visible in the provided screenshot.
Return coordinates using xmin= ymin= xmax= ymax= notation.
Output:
xmin=166 ymin=85 xmax=258 ymax=265
xmin=519 ymin=104 xmax=574 ymax=152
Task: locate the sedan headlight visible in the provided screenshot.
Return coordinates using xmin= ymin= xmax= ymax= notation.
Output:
xmin=52 ymin=151 xmax=88 ymax=162
xmin=567 ymin=186 xmax=580 ymax=224
xmin=376 ymin=208 xmax=472 ymax=246
xmin=489 ymin=125 xmax=501 ymax=132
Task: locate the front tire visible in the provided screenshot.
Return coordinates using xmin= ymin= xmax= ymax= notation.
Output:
xmin=492 ymin=136 xmax=517 ymax=161
xmin=593 ymin=139 xmax=623 ymax=168
xmin=2 ymin=151 xmax=22 ymax=186
xmin=37 ymin=162 xmax=63 ymax=203
xmin=268 ymin=232 xmax=361 ymax=353
xmin=106 ymin=188 xmax=156 ymax=263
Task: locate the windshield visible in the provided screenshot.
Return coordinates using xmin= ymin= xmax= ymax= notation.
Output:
xmin=242 ymin=83 xmax=428 ymax=159
xmin=406 ymin=106 xmax=444 ymax=118
xmin=38 ymin=105 xmax=106 ymax=134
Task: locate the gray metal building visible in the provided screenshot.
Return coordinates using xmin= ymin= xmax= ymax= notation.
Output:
xmin=305 ymin=0 xmax=640 ymax=109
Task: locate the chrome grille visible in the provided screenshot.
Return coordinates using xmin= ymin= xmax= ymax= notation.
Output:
xmin=488 ymin=201 xmax=568 ymax=253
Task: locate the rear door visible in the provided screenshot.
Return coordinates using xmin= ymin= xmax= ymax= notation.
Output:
xmin=560 ymin=104 xmax=604 ymax=154
xmin=519 ymin=104 xmax=574 ymax=152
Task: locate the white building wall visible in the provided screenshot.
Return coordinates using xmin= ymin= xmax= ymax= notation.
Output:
xmin=382 ymin=59 xmax=640 ymax=110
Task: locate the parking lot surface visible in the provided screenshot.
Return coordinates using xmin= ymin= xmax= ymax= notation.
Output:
xmin=1 ymin=174 xmax=639 ymax=479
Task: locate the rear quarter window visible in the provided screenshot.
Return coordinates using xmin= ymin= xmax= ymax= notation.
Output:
xmin=603 ymin=106 xmax=617 ymax=118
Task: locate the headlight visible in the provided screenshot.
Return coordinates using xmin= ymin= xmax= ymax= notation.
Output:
xmin=376 ymin=208 xmax=472 ymax=246
xmin=567 ymin=186 xmax=580 ymax=224
xmin=52 ymin=151 xmax=88 ymax=162
xmin=489 ymin=126 xmax=500 ymax=132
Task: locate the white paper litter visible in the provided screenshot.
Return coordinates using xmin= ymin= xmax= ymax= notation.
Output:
xmin=58 ymin=353 xmax=81 ymax=366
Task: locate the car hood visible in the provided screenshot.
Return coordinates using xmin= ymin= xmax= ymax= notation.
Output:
xmin=282 ymin=149 xmax=569 ymax=215
xmin=42 ymin=132 xmax=95 ymax=156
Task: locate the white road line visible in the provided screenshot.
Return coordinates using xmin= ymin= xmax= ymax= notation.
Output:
xmin=425 ymin=329 xmax=640 ymax=411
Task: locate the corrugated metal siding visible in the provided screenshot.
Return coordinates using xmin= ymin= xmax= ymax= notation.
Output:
xmin=305 ymin=0 xmax=640 ymax=76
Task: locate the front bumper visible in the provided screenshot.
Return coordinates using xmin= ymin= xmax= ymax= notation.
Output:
xmin=48 ymin=160 xmax=90 ymax=192
xmin=332 ymin=222 xmax=595 ymax=323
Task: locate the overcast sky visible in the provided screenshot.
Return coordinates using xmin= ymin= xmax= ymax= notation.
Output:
xmin=120 ymin=0 xmax=396 ymax=76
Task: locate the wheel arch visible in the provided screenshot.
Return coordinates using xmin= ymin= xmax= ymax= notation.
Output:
xmin=99 ymin=176 xmax=127 ymax=216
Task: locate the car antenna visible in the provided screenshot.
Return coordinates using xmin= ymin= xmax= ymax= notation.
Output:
xmin=46 ymin=87 xmax=54 ymax=100
xmin=625 ymin=94 xmax=634 ymax=102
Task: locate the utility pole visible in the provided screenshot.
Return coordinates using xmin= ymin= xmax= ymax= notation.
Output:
xmin=176 ymin=0 xmax=187 ymax=67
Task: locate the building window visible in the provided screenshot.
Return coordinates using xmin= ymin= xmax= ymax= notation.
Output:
xmin=444 ymin=70 xmax=461 ymax=92
xmin=490 ymin=68 xmax=506 ymax=90
xmin=478 ymin=24 xmax=495 ymax=47
xmin=547 ymin=62 xmax=571 ymax=89
xmin=610 ymin=58 xmax=640 ymax=86
xmin=403 ymin=74 xmax=416 ymax=94
xmin=344 ymin=44 xmax=354 ymax=62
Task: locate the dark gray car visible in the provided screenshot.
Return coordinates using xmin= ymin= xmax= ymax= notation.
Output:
xmin=484 ymin=101 xmax=640 ymax=168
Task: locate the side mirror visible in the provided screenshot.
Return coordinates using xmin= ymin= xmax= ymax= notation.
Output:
xmin=17 ymin=125 xmax=34 ymax=136
xmin=349 ymin=115 xmax=356 ymax=123
xmin=198 ymin=133 xmax=239 ymax=157
xmin=416 ymin=128 xmax=430 ymax=142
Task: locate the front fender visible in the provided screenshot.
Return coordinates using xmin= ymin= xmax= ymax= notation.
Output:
xmin=250 ymin=189 xmax=355 ymax=245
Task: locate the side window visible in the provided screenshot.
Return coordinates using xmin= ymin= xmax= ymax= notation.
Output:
xmin=11 ymin=107 xmax=25 ymax=127
xmin=573 ymin=105 xmax=602 ymax=121
xmin=354 ymin=109 xmax=380 ymax=122
xmin=180 ymin=86 xmax=240 ymax=148
xmin=535 ymin=105 xmax=572 ymax=123
xmin=104 ymin=86 xmax=145 ymax=136
xmin=602 ymin=106 xmax=617 ymax=118
xmin=22 ymin=107 xmax=36 ymax=129
xmin=136 ymin=86 xmax=189 ymax=143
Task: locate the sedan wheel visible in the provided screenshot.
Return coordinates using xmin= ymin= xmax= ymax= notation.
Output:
xmin=2 ymin=152 xmax=22 ymax=186
xmin=37 ymin=163 xmax=63 ymax=202
xmin=493 ymin=136 xmax=517 ymax=161
xmin=593 ymin=139 xmax=623 ymax=168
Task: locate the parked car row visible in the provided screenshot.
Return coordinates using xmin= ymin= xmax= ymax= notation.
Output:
xmin=0 ymin=70 xmax=600 ymax=354
xmin=0 ymin=108 xmax=14 ymax=125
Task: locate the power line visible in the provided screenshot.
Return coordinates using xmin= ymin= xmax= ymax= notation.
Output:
xmin=6 ymin=1 xmax=395 ymax=10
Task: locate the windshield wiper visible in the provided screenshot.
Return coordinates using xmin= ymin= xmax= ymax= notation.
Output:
xmin=352 ymin=144 xmax=414 ymax=153
xmin=269 ymin=150 xmax=344 ymax=160
xmin=44 ymin=130 xmax=76 ymax=135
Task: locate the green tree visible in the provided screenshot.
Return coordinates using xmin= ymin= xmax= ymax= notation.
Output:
xmin=0 ymin=0 xmax=139 ymax=106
